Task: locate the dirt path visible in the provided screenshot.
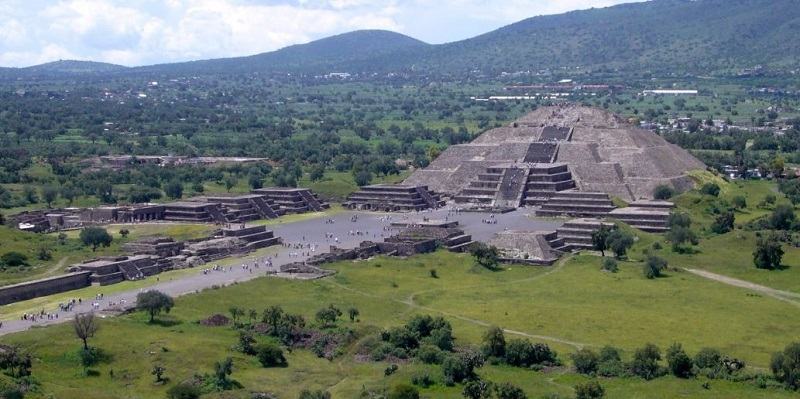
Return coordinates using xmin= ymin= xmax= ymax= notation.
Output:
xmin=684 ymin=268 xmax=800 ymax=307
xmin=324 ymin=256 xmax=586 ymax=349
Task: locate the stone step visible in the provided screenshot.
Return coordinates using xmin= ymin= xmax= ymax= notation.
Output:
xmin=447 ymin=241 xmax=475 ymax=253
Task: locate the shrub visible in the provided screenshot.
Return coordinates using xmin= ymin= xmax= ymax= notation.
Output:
xmin=753 ymin=233 xmax=784 ymax=270
xmin=388 ymin=384 xmax=419 ymax=399
xmin=442 ymin=350 xmax=484 ymax=385
xmin=256 ymin=343 xmax=287 ymax=368
xmin=504 ymin=339 xmax=558 ymax=368
xmin=596 ymin=346 xmax=626 ymax=377
xmin=79 ymin=227 xmax=113 ymax=251
xmin=643 ymin=255 xmax=667 ymax=279
xmin=166 ymin=383 xmax=201 ymax=399
xmin=769 ymin=204 xmax=797 ymax=230
xmin=572 ymin=348 xmax=599 ymax=375
xmin=299 ymin=390 xmax=331 ymax=399
xmin=1 ymin=252 xmax=28 ymax=267
xmin=606 ymin=229 xmax=634 ymax=259
xmin=732 ymin=195 xmax=747 ymax=209
xmin=668 ymin=213 xmax=692 ymax=229
xmin=653 ymin=185 xmax=675 ymax=200
xmin=771 ymin=342 xmax=800 ymax=390
xmin=694 ymin=347 xmax=722 ymax=370
xmin=630 ymin=343 xmax=663 ymax=380
xmin=601 ymin=258 xmax=618 ymax=273
xmin=416 ymin=344 xmax=443 ymax=364
xmin=410 ymin=372 xmax=434 ymax=388
xmin=574 ymin=380 xmax=604 ymax=399
xmin=700 ymin=183 xmax=721 ymax=197
xmin=665 ymin=343 xmax=693 ymax=378
xmin=482 ymin=326 xmax=506 ymax=359
xmin=494 ymin=382 xmax=527 ymax=399
xmin=710 ymin=211 xmax=735 ymax=234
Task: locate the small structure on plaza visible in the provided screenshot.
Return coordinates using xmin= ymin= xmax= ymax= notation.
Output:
xmin=344 ymin=184 xmax=444 ymax=212
xmin=489 ymin=231 xmax=562 ymax=265
xmin=68 ymin=255 xmax=162 ymax=285
xmin=251 ymin=187 xmax=330 ymax=213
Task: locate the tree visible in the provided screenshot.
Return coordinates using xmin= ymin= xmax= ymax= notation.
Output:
xmin=212 ymin=357 xmax=234 ymax=390
xmin=710 ymin=211 xmax=735 ymax=234
xmin=309 ymin=164 xmax=325 ymax=182
xmin=572 ymin=348 xmax=599 ymax=375
xmin=0 ymin=345 xmax=33 ymax=378
xmin=470 ymin=243 xmax=500 ymax=271
xmin=41 ymin=185 xmax=59 ymax=207
xmin=666 ymin=343 xmax=693 ymax=378
xmin=732 ymin=195 xmax=747 ymax=210
xmin=388 ymin=384 xmax=420 ymax=399
xmin=347 ymin=307 xmax=360 ymax=322
xmin=354 ymin=170 xmax=372 ymax=187
xmin=653 ymin=185 xmax=674 ymax=200
xmin=494 ymin=382 xmax=527 ymax=399
xmin=256 ymin=343 xmax=287 ymax=368
xmin=229 ymin=306 xmax=244 ymax=325
xmin=463 ymin=379 xmax=492 ymax=399
xmin=504 ymin=339 xmax=558 ymax=367
xmin=79 ymin=227 xmax=113 ymax=251
xmin=700 ymin=183 xmax=721 ymax=197
xmin=315 ymin=304 xmax=342 ymax=327
xmin=666 ymin=225 xmax=698 ymax=252
xmin=482 ymin=326 xmax=506 ymax=359
xmin=753 ymin=233 xmax=784 ymax=270
xmin=630 ymin=343 xmax=662 ymax=380
xmin=152 ymin=364 xmax=167 ymax=383
xmin=248 ymin=173 xmax=263 ymax=190
xmin=574 ymin=380 xmax=604 ymax=399
xmin=442 ymin=350 xmax=484 ymax=385
xmin=73 ymin=312 xmax=98 ymax=350
xmin=119 ymin=228 xmax=130 ymax=238
xmin=136 ymin=290 xmax=174 ymax=323
xmin=606 ymin=229 xmax=634 ymax=259
xmin=591 ymin=225 xmax=612 ymax=256
xmin=1 ymin=252 xmax=28 ymax=267
xmin=164 ymin=180 xmax=183 ymax=199
xmin=694 ymin=347 xmax=722 ymax=370
xmin=771 ymin=342 xmax=800 ymax=390
xmin=601 ymin=258 xmax=618 ymax=273
xmin=223 ymin=175 xmax=237 ymax=192
xmin=769 ymin=204 xmax=797 ymax=230
xmin=166 ymin=383 xmax=201 ymax=399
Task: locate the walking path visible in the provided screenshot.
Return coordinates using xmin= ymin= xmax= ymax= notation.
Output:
xmin=0 ymin=207 xmax=561 ymax=336
xmin=684 ymin=268 xmax=800 ymax=307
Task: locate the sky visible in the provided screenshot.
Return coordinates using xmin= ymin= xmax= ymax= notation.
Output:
xmin=0 ymin=0 xmax=641 ymax=68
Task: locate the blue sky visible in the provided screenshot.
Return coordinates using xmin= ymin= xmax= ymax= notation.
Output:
xmin=0 ymin=0 xmax=641 ymax=67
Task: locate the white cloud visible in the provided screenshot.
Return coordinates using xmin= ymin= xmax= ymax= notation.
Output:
xmin=0 ymin=0 xmax=640 ymax=67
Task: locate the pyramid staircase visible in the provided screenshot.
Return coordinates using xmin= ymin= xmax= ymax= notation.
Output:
xmin=522 ymin=163 xmax=577 ymax=206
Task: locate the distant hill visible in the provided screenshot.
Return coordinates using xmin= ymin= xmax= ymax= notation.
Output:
xmin=5 ymin=0 xmax=800 ymax=79
xmin=23 ymin=60 xmax=127 ymax=74
xmin=141 ymin=30 xmax=430 ymax=75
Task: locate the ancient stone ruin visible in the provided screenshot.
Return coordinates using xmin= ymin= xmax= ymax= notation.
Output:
xmin=251 ymin=187 xmax=330 ymax=213
xmin=344 ymin=184 xmax=444 ymax=211
xmin=405 ymin=105 xmax=705 ymax=214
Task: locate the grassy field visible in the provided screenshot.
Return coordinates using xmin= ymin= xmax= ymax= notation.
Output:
xmin=3 ymin=251 xmax=799 ymax=398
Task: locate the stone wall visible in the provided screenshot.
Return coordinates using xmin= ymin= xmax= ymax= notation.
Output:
xmin=0 ymin=272 xmax=92 ymax=305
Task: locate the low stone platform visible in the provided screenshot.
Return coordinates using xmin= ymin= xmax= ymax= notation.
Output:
xmin=345 ymin=184 xmax=444 ymax=212
xmin=488 ymin=230 xmax=561 ymax=265
xmin=390 ymin=219 xmax=459 ymax=228
xmin=251 ymin=187 xmax=330 ymax=213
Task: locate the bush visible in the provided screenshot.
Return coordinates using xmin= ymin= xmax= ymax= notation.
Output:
xmin=166 ymin=383 xmax=201 ymax=399
xmin=482 ymin=326 xmax=506 ymax=359
xmin=666 ymin=343 xmax=693 ymax=378
xmin=596 ymin=346 xmax=626 ymax=377
xmin=504 ymin=339 xmax=558 ymax=368
xmin=388 ymin=384 xmax=419 ymax=399
xmin=643 ymin=255 xmax=667 ymax=279
xmin=710 ymin=211 xmax=735 ymax=234
xmin=732 ymin=195 xmax=747 ymax=209
xmin=256 ymin=343 xmax=287 ymax=368
xmin=753 ymin=233 xmax=784 ymax=270
xmin=769 ymin=204 xmax=797 ymax=230
xmin=653 ymin=185 xmax=675 ymax=200
xmin=416 ymin=344 xmax=444 ymax=364
xmin=606 ymin=229 xmax=634 ymax=259
xmin=442 ymin=350 xmax=484 ymax=385
xmin=770 ymin=342 xmax=800 ymax=390
xmin=693 ymin=347 xmax=722 ymax=370
xmin=79 ymin=227 xmax=113 ymax=251
xmin=299 ymin=390 xmax=331 ymax=399
xmin=601 ymin=258 xmax=618 ymax=273
xmin=494 ymin=382 xmax=527 ymax=399
xmin=574 ymin=380 xmax=604 ymax=399
xmin=411 ymin=372 xmax=434 ymax=388
xmin=630 ymin=343 xmax=663 ymax=380
xmin=700 ymin=183 xmax=721 ymax=197
xmin=572 ymin=348 xmax=599 ymax=375
xmin=1 ymin=252 xmax=28 ymax=267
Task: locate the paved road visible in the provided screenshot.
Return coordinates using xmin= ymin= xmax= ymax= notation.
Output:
xmin=0 ymin=207 xmax=561 ymax=336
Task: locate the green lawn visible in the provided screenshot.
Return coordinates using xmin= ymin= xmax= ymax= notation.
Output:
xmin=3 ymin=251 xmax=798 ymax=398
